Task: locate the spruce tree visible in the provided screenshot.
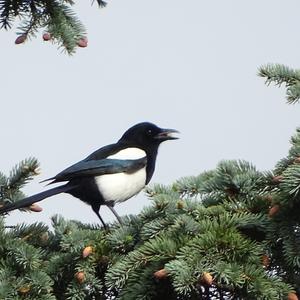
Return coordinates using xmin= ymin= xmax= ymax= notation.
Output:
xmin=1 ymin=64 xmax=300 ymax=298
xmin=0 ymin=0 xmax=107 ymax=54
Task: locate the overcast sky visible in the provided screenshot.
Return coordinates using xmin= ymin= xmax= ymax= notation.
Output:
xmin=1 ymin=0 xmax=300 ymax=227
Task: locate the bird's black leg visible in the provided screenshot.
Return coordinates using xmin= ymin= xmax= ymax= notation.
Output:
xmin=95 ymin=211 xmax=107 ymax=230
xmin=107 ymin=205 xmax=123 ymax=225
xmin=92 ymin=205 xmax=107 ymax=229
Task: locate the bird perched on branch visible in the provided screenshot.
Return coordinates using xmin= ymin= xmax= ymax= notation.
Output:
xmin=0 ymin=122 xmax=179 ymax=228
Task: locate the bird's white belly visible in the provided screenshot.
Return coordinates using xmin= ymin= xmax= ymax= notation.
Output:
xmin=95 ymin=167 xmax=146 ymax=203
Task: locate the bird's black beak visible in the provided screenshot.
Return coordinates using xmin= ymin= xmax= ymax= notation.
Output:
xmin=155 ymin=128 xmax=180 ymax=141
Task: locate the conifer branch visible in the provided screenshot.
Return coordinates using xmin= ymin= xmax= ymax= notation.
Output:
xmin=0 ymin=158 xmax=39 ymax=210
xmin=0 ymin=0 xmax=107 ymax=54
xmin=259 ymin=64 xmax=300 ymax=104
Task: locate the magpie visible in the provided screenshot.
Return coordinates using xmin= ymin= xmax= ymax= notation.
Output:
xmin=0 ymin=122 xmax=179 ymax=228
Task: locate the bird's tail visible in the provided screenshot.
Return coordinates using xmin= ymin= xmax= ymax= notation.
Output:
xmin=0 ymin=184 xmax=76 ymax=215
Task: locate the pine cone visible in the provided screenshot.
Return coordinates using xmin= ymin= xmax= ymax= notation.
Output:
xmin=272 ymin=175 xmax=283 ymax=184
xmin=43 ymin=33 xmax=51 ymax=41
xmin=268 ymin=205 xmax=280 ymax=217
xmin=40 ymin=232 xmax=49 ymax=243
xmin=82 ymin=246 xmax=93 ymax=258
xmin=288 ymin=292 xmax=298 ymax=300
xmin=15 ymin=35 xmax=26 ymax=44
xmin=75 ymin=271 xmax=85 ymax=284
xmin=176 ymin=200 xmax=185 ymax=209
xmin=18 ymin=285 xmax=30 ymax=294
xmin=154 ymin=268 xmax=168 ymax=279
xmin=77 ymin=37 xmax=88 ymax=48
xmin=262 ymin=255 xmax=270 ymax=267
xmin=201 ymin=272 xmax=213 ymax=286
xmin=29 ymin=203 xmax=43 ymax=212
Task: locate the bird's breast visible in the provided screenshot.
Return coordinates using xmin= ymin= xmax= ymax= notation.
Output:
xmin=94 ymin=167 xmax=147 ymax=204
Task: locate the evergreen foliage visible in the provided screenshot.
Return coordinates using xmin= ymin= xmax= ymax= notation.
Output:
xmin=0 ymin=0 xmax=107 ymax=54
xmin=2 ymin=68 xmax=300 ymax=298
xmin=259 ymin=64 xmax=300 ymax=104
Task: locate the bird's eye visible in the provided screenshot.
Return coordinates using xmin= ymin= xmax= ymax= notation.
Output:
xmin=147 ymin=129 xmax=152 ymax=135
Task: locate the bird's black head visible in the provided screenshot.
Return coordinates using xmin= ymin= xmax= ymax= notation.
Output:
xmin=119 ymin=122 xmax=179 ymax=149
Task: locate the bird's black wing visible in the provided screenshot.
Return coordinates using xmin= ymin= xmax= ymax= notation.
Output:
xmin=84 ymin=143 xmax=123 ymax=161
xmin=47 ymin=157 xmax=147 ymax=183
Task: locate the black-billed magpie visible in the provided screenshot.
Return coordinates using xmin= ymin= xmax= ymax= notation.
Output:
xmin=0 ymin=122 xmax=179 ymax=228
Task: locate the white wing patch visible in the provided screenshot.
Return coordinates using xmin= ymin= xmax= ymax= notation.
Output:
xmin=95 ymin=167 xmax=146 ymax=204
xmin=107 ymin=147 xmax=146 ymax=160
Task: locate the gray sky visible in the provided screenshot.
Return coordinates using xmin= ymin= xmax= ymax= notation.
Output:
xmin=1 ymin=0 xmax=300 ymax=226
